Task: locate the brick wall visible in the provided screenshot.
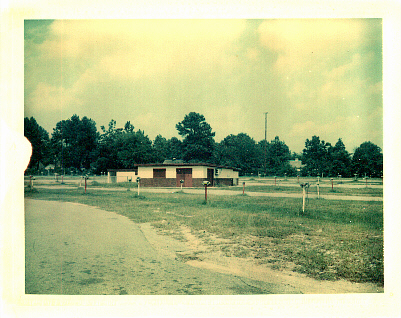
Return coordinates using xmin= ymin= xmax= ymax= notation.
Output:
xmin=194 ymin=178 xmax=235 ymax=187
xmin=214 ymin=178 xmax=235 ymax=187
xmin=137 ymin=177 xmax=237 ymax=187
xmin=139 ymin=178 xmax=176 ymax=187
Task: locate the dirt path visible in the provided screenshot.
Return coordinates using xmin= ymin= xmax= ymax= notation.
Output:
xmin=144 ymin=224 xmax=383 ymax=294
xmin=33 ymin=185 xmax=383 ymax=201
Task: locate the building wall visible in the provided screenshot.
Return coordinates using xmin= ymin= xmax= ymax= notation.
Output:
xmin=108 ymin=170 xmax=137 ymax=183
xmin=137 ymin=166 xmax=154 ymax=178
xmin=109 ymin=165 xmax=239 ymax=187
xmin=192 ymin=166 xmax=206 ymax=178
xmin=137 ymin=177 xmax=238 ymax=187
xmin=216 ymin=168 xmax=239 ymax=179
xmin=166 ymin=167 xmax=176 ymax=178
xmin=215 ymin=178 xmax=237 ymax=186
xmin=137 ymin=165 xmax=211 ymax=179
xmin=116 ymin=171 xmax=136 ymax=183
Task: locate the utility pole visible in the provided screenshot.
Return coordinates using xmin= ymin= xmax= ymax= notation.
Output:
xmin=264 ymin=112 xmax=268 ymax=176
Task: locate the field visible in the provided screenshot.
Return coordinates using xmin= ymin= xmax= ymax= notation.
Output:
xmin=24 ymin=177 xmax=384 ymax=288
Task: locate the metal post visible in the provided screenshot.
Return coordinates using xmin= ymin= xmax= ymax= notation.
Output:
xmin=136 ymin=177 xmax=141 ymax=195
xmin=264 ymin=112 xmax=268 ymax=176
xmin=306 ymin=183 xmax=309 ymax=202
xmin=302 ymin=186 xmax=306 ymax=214
xmin=202 ymin=181 xmax=210 ymax=202
xmin=85 ymin=177 xmax=87 ymax=193
xmin=331 ymin=178 xmax=334 ymax=191
xmin=243 ymin=182 xmax=245 ymax=195
xmin=274 ymin=176 xmax=277 ymax=186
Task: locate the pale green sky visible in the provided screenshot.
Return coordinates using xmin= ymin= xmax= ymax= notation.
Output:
xmin=24 ymin=19 xmax=382 ymax=153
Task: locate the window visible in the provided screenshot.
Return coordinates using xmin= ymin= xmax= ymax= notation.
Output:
xmin=153 ymin=168 xmax=166 ymax=178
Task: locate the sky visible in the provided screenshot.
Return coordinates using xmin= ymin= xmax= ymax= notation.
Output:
xmin=24 ymin=19 xmax=382 ymax=154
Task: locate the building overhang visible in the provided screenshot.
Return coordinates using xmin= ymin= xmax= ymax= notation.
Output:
xmin=133 ymin=163 xmax=240 ymax=172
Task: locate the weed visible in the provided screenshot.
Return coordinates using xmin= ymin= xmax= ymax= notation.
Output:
xmin=24 ymin=186 xmax=38 ymax=194
xmin=78 ymin=278 xmax=104 ymax=285
xmin=233 ymin=247 xmax=251 ymax=258
xmin=131 ymin=194 xmax=147 ymax=200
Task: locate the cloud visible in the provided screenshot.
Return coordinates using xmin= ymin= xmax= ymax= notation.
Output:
xmin=135 ymin=112 xmax=157 ymax=129
xmin=288 ymin=107 xmax=382 ymax=151
xmin=368 ymin=81 xmax=382 ymax=95
xmin=256 ymin=20 xmax=382 ymax=132
xmin=37 ymin=20 xmax=246 ymax=81
xmin=27 ymin=82 xmax=81 ymax=112
xmin=257 ymin=19 xmax=367 ymax=74
xmin=289 ymin=120 xmax=318 ymax=137
xmin=289 ymin=117 xmax=361 ymax=140
xmin=245 ymin=47 xmax=260 ymax=61
xmin=208 ymin=103 xmax=246 ymax=139
xmin=326 ymin=53 xmax=362 ymax=79
xmin=320 ymin=78 xmax=366 ymax=100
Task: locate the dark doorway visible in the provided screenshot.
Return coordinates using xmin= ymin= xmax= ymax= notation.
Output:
xmin=207 ymin=168 xmax=214 ymax=186
xmin=176 ymin=168 xmax=193 ymax=187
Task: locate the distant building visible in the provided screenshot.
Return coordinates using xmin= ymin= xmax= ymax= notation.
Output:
xmin=289 ymin=158 xmax=305 ymax=173
xmin=108 ymin=163 xmax=239 ymax=187
xmin=44 ymin=164 xmax=55 ymax=175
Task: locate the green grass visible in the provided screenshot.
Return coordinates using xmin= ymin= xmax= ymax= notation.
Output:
xmin=233 ymin=184 xmax=383 ymax=197
xmin=25 ymin=187 xmax=383 ymax=286
xmin=90 ymin=181 xmax=138 ymax=189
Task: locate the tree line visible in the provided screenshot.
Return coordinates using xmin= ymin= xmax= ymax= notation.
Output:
xmin=24 ymin=112 xmax=383 ymax=178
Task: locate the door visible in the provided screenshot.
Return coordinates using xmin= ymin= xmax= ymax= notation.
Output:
xmin=176 ymin=168 xmax=193 ymax=187
xmin=207 ymin=168 xmax=214 ymax=186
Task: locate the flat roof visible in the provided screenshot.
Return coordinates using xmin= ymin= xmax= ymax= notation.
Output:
xmin=109 ymin=163 xmax=240 ymax=171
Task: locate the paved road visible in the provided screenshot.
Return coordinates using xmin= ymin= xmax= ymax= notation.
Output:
xmin=25 ymin=199 xmax=299 ymax=295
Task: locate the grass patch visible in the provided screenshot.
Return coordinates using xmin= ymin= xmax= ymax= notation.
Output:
xmin=93 ymin=181 xmax=138 ymax=189
xmin=24 ymin=186 xmax=39 ymax=193
xmin=25 ymin=187 xmax=383 ymax=286
xmin=231 ymin=185 xmax=383 ymax=197
xmin=78 ymin=278 xmax=104 ymax=285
